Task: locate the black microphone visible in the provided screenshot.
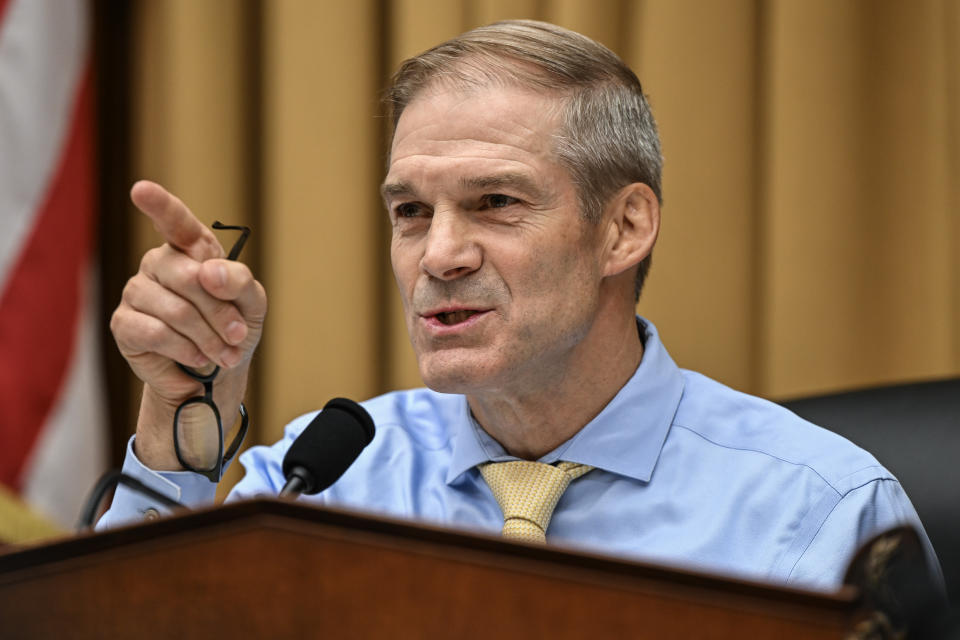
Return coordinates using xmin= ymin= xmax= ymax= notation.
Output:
xmin=279 ymin=397 xmax=375 ymax=498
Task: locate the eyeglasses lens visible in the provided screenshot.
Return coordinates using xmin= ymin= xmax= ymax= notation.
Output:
xmin=175 ymin=402 xmax=221 ymax=472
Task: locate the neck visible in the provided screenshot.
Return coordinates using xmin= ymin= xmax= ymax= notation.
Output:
xmin=468 ymin=310 xmax=643 ymax=460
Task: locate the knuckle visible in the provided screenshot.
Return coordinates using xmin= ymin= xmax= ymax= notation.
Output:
xmin=167 ymin=298 xmax=195 ymax=325
xmin=139 ymin=246 xmax=164 ymax=272
xmin=140 ymin=320 xmax=167 ymax=350
xmin=109 ymin=307 xmax=125 ymax=336
xmin=121 ymin=275 xmax=144 ymax=305
xmin=169 ymin=259 xmax=201 ymax=289
xmin=110 ymin=307 xmax=141 ymax=346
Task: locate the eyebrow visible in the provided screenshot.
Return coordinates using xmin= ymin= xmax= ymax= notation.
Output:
xmin=380 ymin=181 xmax=416 ymax=204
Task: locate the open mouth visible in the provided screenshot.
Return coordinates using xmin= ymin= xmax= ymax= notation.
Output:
xmin=434 ymin=310 xmax=481 ymax=325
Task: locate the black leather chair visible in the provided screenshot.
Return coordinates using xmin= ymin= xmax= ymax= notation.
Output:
xmin=782 ymin=377 xmax=959 ymax=603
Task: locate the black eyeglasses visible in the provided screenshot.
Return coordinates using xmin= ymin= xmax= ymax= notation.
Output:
xmin=173 ymin=221 xmax=251 ymax=482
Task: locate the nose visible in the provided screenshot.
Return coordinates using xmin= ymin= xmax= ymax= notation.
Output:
xmin=420 ymin=208 xmax=481 ymax=280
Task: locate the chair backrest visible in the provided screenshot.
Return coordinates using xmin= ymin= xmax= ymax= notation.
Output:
xmin=781 ymin=378 xmax=959 ymax=603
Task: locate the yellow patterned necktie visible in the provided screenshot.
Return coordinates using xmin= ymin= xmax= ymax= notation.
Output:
xmin=479 ymin=460 xmax=594 ymax=543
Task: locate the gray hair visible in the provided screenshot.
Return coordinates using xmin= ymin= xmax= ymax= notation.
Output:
xmin=385 ymin=19 xmax=663 ymax=300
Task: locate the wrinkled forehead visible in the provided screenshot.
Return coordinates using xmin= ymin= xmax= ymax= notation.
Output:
xmin=389 ymin=84 xmax=565 ymax=165
xmin=388 ymin=83 xmax=567 ymax=169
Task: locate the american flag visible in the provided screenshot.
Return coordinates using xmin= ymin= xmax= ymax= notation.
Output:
xmin=0 ymin=0 xmax=106 ymax=527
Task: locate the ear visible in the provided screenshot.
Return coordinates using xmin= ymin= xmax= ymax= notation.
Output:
xmin=601 ymin=182 xmax=660 ymax=278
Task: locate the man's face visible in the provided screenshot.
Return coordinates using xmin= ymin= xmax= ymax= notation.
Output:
xmin=383 ymin=85 xmax=609 ymax=396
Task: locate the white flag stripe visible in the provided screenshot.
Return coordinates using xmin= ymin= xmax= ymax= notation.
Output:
xmin=0 ymin=0 xmax=105 ymax=527
xmin=21 ymin=268 xmax=107 ymax=527
xmin=0 ymin=0 xmax=88 ymax=285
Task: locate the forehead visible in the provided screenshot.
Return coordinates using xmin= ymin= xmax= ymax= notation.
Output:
xmin=384 ymin=85 xmax=566 ymax=190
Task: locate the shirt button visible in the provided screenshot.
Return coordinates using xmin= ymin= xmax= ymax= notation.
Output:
xmin=143 ymin=508 xmax=160 ymax=521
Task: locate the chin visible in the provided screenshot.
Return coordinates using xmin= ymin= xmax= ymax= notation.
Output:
xmin=419 ymin=367 xmax=479 ymax=394
xmin=417 ymin=352 xmax=501 ymax=394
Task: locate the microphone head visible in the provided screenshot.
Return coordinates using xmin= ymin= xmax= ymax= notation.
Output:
xmin=281 ymin=397 xmax=375 ymax=495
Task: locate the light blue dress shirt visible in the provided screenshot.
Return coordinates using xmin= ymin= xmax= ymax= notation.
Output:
xmin=100 ymin=319 xmax=939 ymax=592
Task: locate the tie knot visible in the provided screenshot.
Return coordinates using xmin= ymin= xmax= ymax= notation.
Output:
xmin=479 ymin=460 xmax=593 ymax=543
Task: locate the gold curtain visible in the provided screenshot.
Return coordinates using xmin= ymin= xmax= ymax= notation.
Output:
xmin=123 ymin=0 xmax=960 ymax=495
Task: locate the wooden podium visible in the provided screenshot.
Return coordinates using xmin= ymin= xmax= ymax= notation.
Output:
xmin=0 ymin=499 xmax=862 ymax=638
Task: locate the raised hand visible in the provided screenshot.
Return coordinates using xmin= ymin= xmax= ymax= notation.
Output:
xmin=111 ymin=180 xmax=267 ymax=470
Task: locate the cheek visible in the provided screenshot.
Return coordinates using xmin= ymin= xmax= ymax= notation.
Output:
xmin=514 ymin=239 xmax=597 ymax=300
xmin=390 ymin=241 xmax=418 ymax=293
xmin=500 ymin=251 xmax=594 ymax=348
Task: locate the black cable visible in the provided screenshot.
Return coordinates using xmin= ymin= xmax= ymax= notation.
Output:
xmin=77 ymin=468 xmax=185 ymax=531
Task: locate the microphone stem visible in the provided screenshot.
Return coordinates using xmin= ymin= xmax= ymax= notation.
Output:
xmin=279 ymin=473 xmax=307 ymax=498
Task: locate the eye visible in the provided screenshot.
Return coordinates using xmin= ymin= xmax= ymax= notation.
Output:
xmin=395 ymin=202 xmax=425 ymax=218
xmin=481 ymin=194 xmax=518 ymax=210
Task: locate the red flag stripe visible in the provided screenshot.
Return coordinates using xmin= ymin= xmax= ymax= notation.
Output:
xmin=0 ymin=67 xmax=94 ymax=488
xmin=0 ymin=0 xmax=10 ymax=25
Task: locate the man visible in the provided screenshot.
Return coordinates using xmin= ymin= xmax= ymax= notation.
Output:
xmin=103 ymin=20 xmax=938 ymax=592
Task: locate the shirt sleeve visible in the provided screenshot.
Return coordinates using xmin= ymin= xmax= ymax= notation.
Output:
xmin=786 ymin=477 xmax=944 ymax=592
xmin=96 ymin=412 xmax=318 ymax=530
xmin=95 ymin=436 xmax=218 ymax=529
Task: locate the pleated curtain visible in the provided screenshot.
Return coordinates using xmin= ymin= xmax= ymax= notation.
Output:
xmin=121 ymin=0 xmax=960 ymax=497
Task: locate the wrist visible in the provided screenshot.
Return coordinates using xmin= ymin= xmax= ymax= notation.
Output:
xmin=133 ymin=365 xmax=251 ymax=472
xmin=133 ymin=386 xmax=186 ymax=470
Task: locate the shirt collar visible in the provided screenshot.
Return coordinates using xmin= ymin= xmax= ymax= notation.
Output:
xmin=446 ymin=317 xmax=684 ymax=484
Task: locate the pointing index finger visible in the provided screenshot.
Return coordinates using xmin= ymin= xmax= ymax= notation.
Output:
xmin=130 ymin=180 xmax=224 ymax=262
